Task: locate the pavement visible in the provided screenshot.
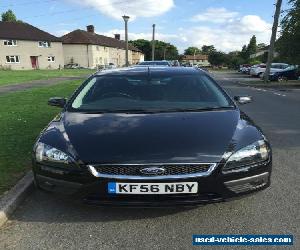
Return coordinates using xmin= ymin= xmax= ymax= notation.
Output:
xmin=0 ymin=76 xmax=86 ymax=95
xmin=0 ymin=72 xmax=299 ymax=249
xmin=211 ymin=71 xmax=300 ymax=88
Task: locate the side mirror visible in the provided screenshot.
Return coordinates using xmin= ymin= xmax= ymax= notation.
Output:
xmin=234 ymin=96 xmax=252 ymax=105
xmin=48 ymin=97 xmax=67 ymax=108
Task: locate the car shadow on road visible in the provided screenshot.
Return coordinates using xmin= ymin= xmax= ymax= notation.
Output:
xmin=12 ymin=189 xmax=203 ymax=223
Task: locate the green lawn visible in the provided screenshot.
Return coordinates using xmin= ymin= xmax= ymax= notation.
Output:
xmin=0 ymin=69 xmax=95 ymax=86
xmin=0 ymin=80 xmax=82 ymax=195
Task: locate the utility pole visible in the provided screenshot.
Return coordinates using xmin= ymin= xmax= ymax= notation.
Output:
xmin=264 ymin=0 xmax=282 ymax=83
xmin=152 ymin=24 xmax=155 ymax=61
xmin=122 ymin=15 xmax=130 ymax=67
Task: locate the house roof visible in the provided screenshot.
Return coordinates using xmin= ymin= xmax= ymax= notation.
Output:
xmin=61 ymin=29 xmax=141 ymax=52
xmin=182 ymin=54 xmax=208 ymax=60
xmin=0 ymin=21 xmax=61 ymax=42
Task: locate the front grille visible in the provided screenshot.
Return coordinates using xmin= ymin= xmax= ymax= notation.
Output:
xmin=91 ymin=163 xmax=214 ymax=177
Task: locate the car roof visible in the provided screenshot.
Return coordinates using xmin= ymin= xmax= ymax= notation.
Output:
xmin=94 ymin=66 xmax=204 ymax=77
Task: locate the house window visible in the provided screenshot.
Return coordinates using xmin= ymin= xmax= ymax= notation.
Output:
xmin=38 ymin=41 xmax=51 ymax=48
xmin=47 ymin=56 xmax=55 ymax=62
xmin=6 ymin=55 xmax=20 ymax=63
xmin=4 ymin=40 xmax=17 ymax=46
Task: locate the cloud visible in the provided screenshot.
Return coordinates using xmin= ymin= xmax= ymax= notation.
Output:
xmin=53 ymin=29 xmax=71 ymax=36
xmin=100 ymin=12 xmax=271 ymax=52
xmin=185 ymin=9 xmax=272 ymax=52
xmin=70 ymin=0 xmax=174 ymax=20
xmin=181 ymin=15 xmax=272 ymax=52
xmin=99 ymin=29 xmax=179 ymax=42
xmin=54 ymin=6 xmax=272 ymax=52
xmin=190 ymin=8 xmax=239 ymax=23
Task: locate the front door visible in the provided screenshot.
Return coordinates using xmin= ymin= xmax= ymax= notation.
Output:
xmin=30 ymin=56 xmax=38 ymax=69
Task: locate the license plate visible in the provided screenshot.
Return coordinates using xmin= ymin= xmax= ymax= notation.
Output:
xmin=107 ymin=182 xmax=198 ymax=194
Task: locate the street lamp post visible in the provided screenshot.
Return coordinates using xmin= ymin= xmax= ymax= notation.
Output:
xmin=152 ymin=24 xmax=156 ymax=61
xmin=122 ymin=15 xmax=130 ymax=67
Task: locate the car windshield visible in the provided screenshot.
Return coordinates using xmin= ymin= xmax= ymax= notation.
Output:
xmin=139 ymin=61 xmax=170 ymax=66
xmin=69 ymin=74 xmax=233 ymax=113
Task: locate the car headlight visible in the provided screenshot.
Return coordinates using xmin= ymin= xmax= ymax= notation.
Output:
xmin=223 ymin=140 xmax=270 ymax=173
xmin=35 ymin=142 xmax=74 ymax=164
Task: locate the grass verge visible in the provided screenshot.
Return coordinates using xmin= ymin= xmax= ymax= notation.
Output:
xmin=0 ymin=80 xmax=82 ymax=195
xmin=0 ymin=69 xmax=95 ymax=86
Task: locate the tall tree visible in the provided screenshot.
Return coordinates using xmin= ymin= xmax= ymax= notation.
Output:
xmin=1 ymin=9 xmax=17 ymax=22
xmin=201 ymin=45 xmax=216 ymax=55
xmin=240 ymin=45 xmax=249 ymax=61
xmin=247 ymin=35 xmax=257 ymax=56
xmin=184 ymin=47 xmax=201 ymax=55
xmin=276 ymin=0 xmax=300 ymax=64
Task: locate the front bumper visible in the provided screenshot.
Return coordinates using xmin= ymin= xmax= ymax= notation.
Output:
xmin=33 ymin=161 xmax=272 ymax=206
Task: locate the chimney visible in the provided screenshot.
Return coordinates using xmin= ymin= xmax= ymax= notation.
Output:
xmin=86 ymin=25 xmax=95 ymax=33
xmin=114 ymin=34 xmax=121 ymax=40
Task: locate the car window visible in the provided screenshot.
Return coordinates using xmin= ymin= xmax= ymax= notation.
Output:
xmin=70 ymin=74 xmax=232 ymax=112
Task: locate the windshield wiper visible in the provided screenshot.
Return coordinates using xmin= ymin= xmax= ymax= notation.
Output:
xmin=82 ymin=109 xmax=160 ymax=114
xmin=163 ymin=106 xmax=235 ymax=112
xmin=79 ymin=106 xmax=235 ymax=114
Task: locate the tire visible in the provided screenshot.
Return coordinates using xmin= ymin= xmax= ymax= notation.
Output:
xmin=278 ymin=76 xmax=288 ymax=82
xmin=33 ymin=172 xmax=42 ymax=190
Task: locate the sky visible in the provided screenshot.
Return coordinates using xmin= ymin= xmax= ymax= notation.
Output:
xmin=0 ymin=0 xmax=291 ymax=53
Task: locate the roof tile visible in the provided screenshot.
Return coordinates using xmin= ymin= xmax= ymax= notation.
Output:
xmin=0 ymin=21 xmax=61 ymax=42
xmin=61 ymin=29 xmax=141 ymax=52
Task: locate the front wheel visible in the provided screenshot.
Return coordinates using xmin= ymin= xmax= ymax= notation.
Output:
xmin=33 ymin=172 xmax=42 ymax=190
xmin=278 ymin=76 xmax=288 ymax=82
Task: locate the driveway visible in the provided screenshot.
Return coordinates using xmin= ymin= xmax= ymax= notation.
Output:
xmin=0 ymin=72 xmax=299 ymax=250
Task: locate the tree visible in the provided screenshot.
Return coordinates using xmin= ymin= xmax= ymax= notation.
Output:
xmin=247 ymin=35 xmax=257 ymax=56
xmin=208 ymin=51 xmax=228 ymax=66
xmin=130 ymin=39 xmax=179 ymax=61
xmin=201 ymin=45 xmax=216 ymax=55
xmin=226 ymin=51 xmax=245 ymax=69
xmin=184 ymin=47 xmax=201 ymax=55
xmin=1 ymin=9 xmax=17 ymax=22
xmin=276 ymin=0 xmax=300 ymax=64
xmin=240 ymin=45 xmax=249 ymax=61
xmin=129 ymin=39 xmax=152 ymax=60
xmin=153 ymin=40 xmax=179 ymax=60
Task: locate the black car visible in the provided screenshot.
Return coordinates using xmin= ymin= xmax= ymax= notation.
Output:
xmin=269 ymin=65 xmax=299 ymax=81
xmin=32 ymin=67 xmax=272 ymax=206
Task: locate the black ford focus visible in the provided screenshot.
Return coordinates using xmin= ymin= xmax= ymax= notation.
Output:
xmin=32 ymin=67 xmax=271 ymax=206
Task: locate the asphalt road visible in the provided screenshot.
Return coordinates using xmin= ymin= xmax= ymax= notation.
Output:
xmin=1 ymin=72 xmax=299 ymax=250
